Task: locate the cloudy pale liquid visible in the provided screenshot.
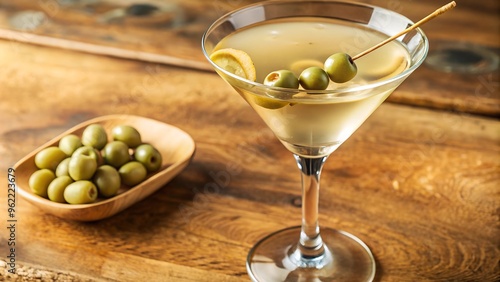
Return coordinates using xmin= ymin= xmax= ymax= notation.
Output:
xmin=214 ymin=18 xmax=410 ymax=157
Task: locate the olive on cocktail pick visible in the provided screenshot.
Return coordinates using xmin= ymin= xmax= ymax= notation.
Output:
xmin=324 ymin=53 xmax=357 ymax=84
xmin=264 ymin=70 xmax=300 ymax=89
xmin=299 ymin=67 xmax=330 ymax=90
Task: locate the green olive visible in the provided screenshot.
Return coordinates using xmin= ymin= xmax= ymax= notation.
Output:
xmin=93 ymin=165 xmax=121 ymax=198
xmin=58 ymin=134 xmax=82 ymax=156
xmin=63 ymin=180 xmax=98 ymax=204
xmin=263 ymin=70 xmax=299 ymax=89
xmin=47 ymin=176 xmax=73 ymax=203
xmin=299 ymin=66 xmax=330 ymax=90
xmin=72 ymin=146 xmax=102 ymax=165
xmin=119 ymin=161 xmax=147 ymax=186
xmin=34 ymin=146 xmax=67 ymax=171
xmin=134 ymin=144 xmax=162 ymax=172
xmin=29 ymin=169 xmax=55 ymax=198
xmin=81 ymin=124 xmax=108 ymax=150
xmin=68 ymin=154 xmax=97 ymax=180
xmin=112 ymin=125 xmax=142 ymax=148
xmin=55 ymin=157 xmax=71 ymax=177
xmin=103 ymin=141 xmax=130 ymax=168
xmin=324 ymin=53 xmax=357 ymax=83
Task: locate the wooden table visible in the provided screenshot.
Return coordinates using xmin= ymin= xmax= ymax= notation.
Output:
xmin=0 ymin=0 xmax=498 ymax=281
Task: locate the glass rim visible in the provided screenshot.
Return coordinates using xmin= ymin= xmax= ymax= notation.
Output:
xmin=201 ymin=0 xmax=429 ymax=97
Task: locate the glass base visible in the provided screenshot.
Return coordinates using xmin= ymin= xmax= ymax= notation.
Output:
xmin=247 ymin=226 xmax=375 ymax=282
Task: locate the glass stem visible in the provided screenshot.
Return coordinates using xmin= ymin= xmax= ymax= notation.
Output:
xmin=294 ymin=155 xmax=328 ymax=260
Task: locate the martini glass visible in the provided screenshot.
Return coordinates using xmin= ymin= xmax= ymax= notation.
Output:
xmin=202 ymin=1 xmax=428 ymax=281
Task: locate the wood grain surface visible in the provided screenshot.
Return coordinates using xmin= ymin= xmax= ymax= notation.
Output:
xmin=0 ymin=0 xmax=499 ymax=281
xmin=0 ymin=38 xmax=499 ymax=281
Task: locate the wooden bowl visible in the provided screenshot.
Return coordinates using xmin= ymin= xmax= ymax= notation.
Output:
xmin=14 ymin=115 xmax=195 ymax=221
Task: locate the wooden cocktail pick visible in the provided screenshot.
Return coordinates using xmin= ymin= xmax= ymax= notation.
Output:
xmin=352 ymin=1 xmax=456 ymax=61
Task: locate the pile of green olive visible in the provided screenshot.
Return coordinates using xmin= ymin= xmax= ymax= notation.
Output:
xmin=28 ymin=124 xmax=162 ymax=204
xmin=264 ymin=52 xmax=357 ymax=90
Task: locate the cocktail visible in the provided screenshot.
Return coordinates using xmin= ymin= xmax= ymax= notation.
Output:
xmin=202 ymin=1 xmax=439 ymax=281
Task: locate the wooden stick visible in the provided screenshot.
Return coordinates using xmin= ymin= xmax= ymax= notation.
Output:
xmin=352 ymin=1 xmax=456 ymax=60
